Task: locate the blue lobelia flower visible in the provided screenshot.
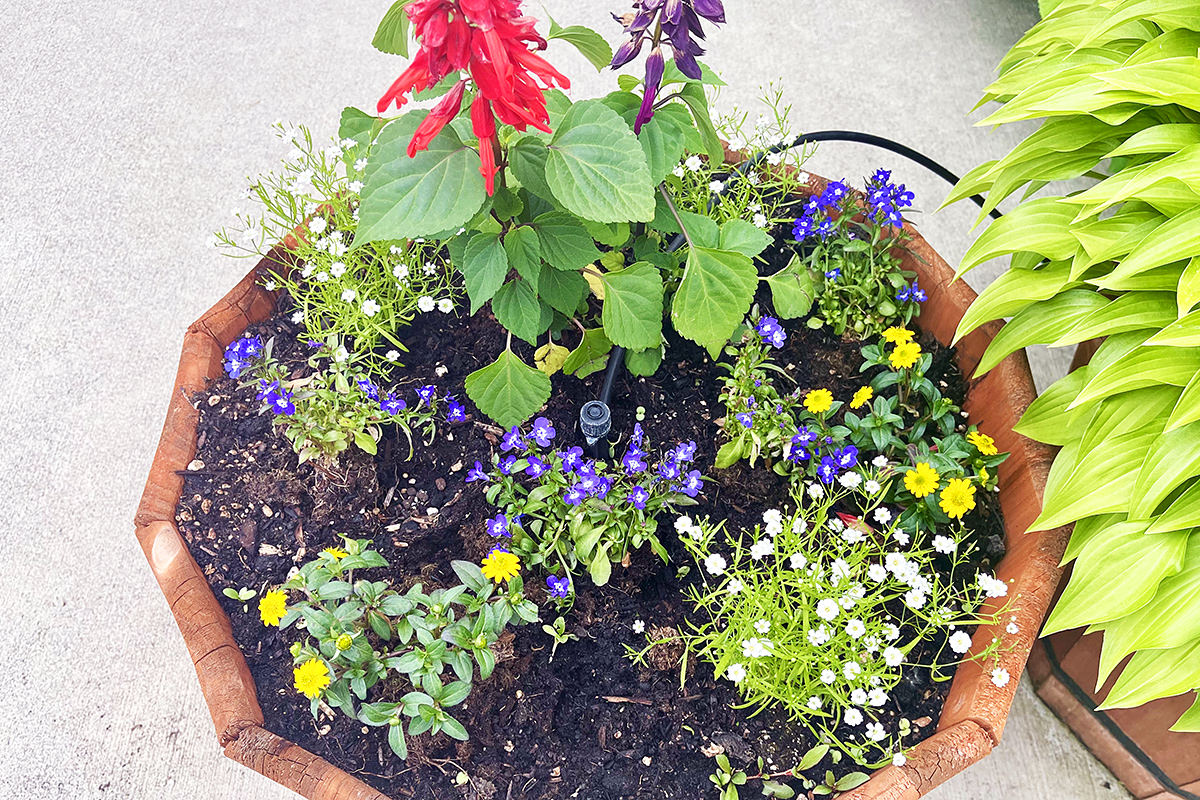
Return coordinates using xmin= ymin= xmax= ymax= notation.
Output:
xmin=592 ymin=476 xmax=613 ymax=500
xmin=679 ymin=469 xmax=703 ymax=498
xmin=793 ymin=214 xmax=816 ymax=241
xmin=631 ymin=423 xmax=645 ymax=449
xmin=755 ymin=316 xmax=787 ymax=349
xmin=793 ymin=427 xmax=818 ymax=447
xmin=577 ymin=472 xmax=598 ymax=494
xmin=834 ymin=444 xmax=859 ymax=470
xmin=674 ymin=441 xmax=697 ymax=463
xmin=525 ymin=456 xmax=551 ymax=478
xmin=560 ymin=446 xmax=584 ymax=473
xmin=658 ymin=458 xmax=681 ymax=481
xmin=530 ymin=417 xmax=556 ymax=448
xmin=736 ymin=412 xmax=754 ymax=429
xmin=546 ymin=574 xmax=571 ymax=599
xmin=466 ymin=461 xmax=490 ymax=483
xmin=415 ymin=385 xmax=437 ymax=406
xmin=498 ymin=455 xmax=519 ymax=476
xmin=486 ymin=513 xmax=510 ymax=538
xmin=563 ymin=483 xmax=586 ymax=506
xmin=910 ymin=280 xmax=927 ymax=303
xmin=788 ymin=447 xmax=810 ymax=464
xmin=380 ymin=393 xmax=406 ymax=415
xmin=622 ymin=446 xmax=648 ymax=475
xmin=500 ymin=426 xmax=525 ymax=453
xmin=627 ymin=485 xmax=650 ymax=510
xmin=817 ymin=455 xmax=839 ymax=483
xmin=445 ymin=396 xmax=467 ymax=423
xmin=825 ymin=268 xmax=841 ymax=280
xmin=356 ymin=377 xmax=380 ymax=402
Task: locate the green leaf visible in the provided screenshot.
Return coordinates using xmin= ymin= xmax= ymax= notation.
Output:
xmin=637 ymin=104 xmax=693 ymax=183
xmin=1104 ymin=206 xmax=1200 ymax=280
xmin=719 ymin=219 xmax=773 ymax=258
xmin=372 ymin=0 xmax=411 ymax=57
xmin=834 ymin=773 xmax=871 ymax=792
xmin=625 ymin=346 xmax=663 ymax=377
xmin=544 ymin=100 xmax=655 ymax=223
xmin=1043 ymin=519 xmax=1186 ymax=634
xmin=766 ymin=254 xmax=817 ymax=319
xmin=1146 ymin=308 xmax=1200 ymax=347
xmin=975 ymin=289 xmax=1109 ymax=377
xmin=1130 ymin=420 xmax=1200 ymax=518
xmin=492 ymin=279 xmax=552 ymax=345
xmin=388 ymin=723 xmax=408 ymax=759
xmin=532 ymin=211 xmax=603 ymax=271
xmin=589 ymin=549 xmax=612 ymax=585
xmin=1101 ymin=639 xmax=1200 ymax=710
xmin=955 ymin=260 xmax=1076 ymax=342
xmin=547 ymin=17 xmax=613 ymax=71
xmin=562 ymin=328 xmax=613 ymax=378
xmin=503 ymin=226 xmax=541 ymax=285
xmin=357 ymin=113 xmax=487 ymax=242
xmin=464 ymin=349 xmax=551 ymax=429
xmin=1013 ymin=366 xmax=1093 ymax=445
xmin=1052 ymin=291 xmax=1180 ymax=346
xmin=461 ymin=233 xmax=509 ymax=314
xmin=535 ymin=267 xmax=589 ymax=317
xmin=959 ymin=198 xmax=1080 ymax=276
xmin=601 ymin=263 xmax=664 ymax=351
xmin=679 ymin=83 xmax=724 ymax=161
xmin=1069 ymin=345 xmax=1200 ymax=408
xmin=1167 ymin=371 xmax=1200 ymax=431
xmin=672 ymin=247 xmax=758 ymax=357
xmin=508 ymin=136 xmax=555 ymax=199
xmin=1171 ymin=695 xmax=1200 ymax=732
xmin=353 ymin=431 xmax=378 ymax=456
xmin=339 ymin=107 xmax=384 ymax=152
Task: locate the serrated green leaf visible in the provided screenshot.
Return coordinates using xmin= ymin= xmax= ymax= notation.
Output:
xmin=544 ymin=100 xmax=655 ymax=223
xmin=601 ymin=262 xmax=664 ymax=350
xmin=461 ymin=233 xmax=509 ymax=314
xmin=672 ymin=247 xmax=758 ymax=356
xmin=357 ymin=113 xmax=487 ymax=242
xmin=532 ymin=211 xmax=603 ymax=271
xmin=492 ymin=279 xmax=552 ymax=345
xmin=547 ymin=18 xmax=613 ymax=71
xmin=339 ymin=106 xmax=384 ymax=153
xmin=372 ymin=0 xmax=411 ymax=57
xmin=508 ymin=135 xmax=555 ymax=199
xmin=625 ymin=346 xmax=663 ymax=377
xmin=719 ymin=219 xmax=773 ymax=258
xmin=503 ymin=226 xmax=541 ymax=285
xmin=536 ymin=267 xmax=590 ymax=316
xmin=562 ymin=328 xmax=612 ymax=378
xmin=464 ymin=349 xmax=551 ymax=429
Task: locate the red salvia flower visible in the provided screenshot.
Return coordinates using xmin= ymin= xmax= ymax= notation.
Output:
xmin=377 ymin=0 xmax=570 ymax=195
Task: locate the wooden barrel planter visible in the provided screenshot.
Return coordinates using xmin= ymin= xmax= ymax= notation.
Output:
xmin=135 ymin=173 xmax=1068 ymax=799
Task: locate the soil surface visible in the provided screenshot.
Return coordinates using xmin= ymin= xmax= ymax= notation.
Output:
xmin=176 ymin=232 xmax=1004 ymax=799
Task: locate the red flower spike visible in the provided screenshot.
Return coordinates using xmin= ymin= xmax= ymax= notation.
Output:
xmin=406 ymin=79 xmax=467 ymax=157
xmin=377 ymin=0 xmax=570 ymax=194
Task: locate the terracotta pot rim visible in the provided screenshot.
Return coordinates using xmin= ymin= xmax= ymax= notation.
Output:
xmin=135 ymin=173 xmax=1067 ymax=800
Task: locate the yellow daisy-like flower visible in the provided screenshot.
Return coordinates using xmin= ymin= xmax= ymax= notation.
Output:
xmin=889 ymin=341 xmax=922 ymax=370
xmin=258 ymin=589 xmax=288 ymax=627
xmin=850 ymin=386 xmax=874 ymax=409
xmin=480 ymin=548 xmax=521 ymax=584
xmin=904 ymin=462 xmax=940 ymax=498
xmin=803 ymin=389 xmax=834 ymax=414
xmin=322 ymin=546 xmax=349 ymax=560
xmin=882 ymin=326 xmax=914 ymax=344
xmin=939 ymin=478 xmax=977 ymax=520
xmin=293 ymin=659 xmax=331 ymax=699
xmin=967 ymin=430 xmax=998 ymax=456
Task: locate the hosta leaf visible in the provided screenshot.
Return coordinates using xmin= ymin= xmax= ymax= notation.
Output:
xmin=959 ymin=198 xmax=1080 ymax=276
xmin=1069 ymin=345 xmax=1200 ymax=408
xmin=1013 ymin=365 xmax=1092 ymax=445
xmin=954 ymin=260 xmax=1074 ymax=342
xmin=1097 ymin=57 xmax=1200 ymax=114
xmin=461 ymin=233 xmax=509 ymax=314
xmin=1043 ymin=518 xmax=1186 ymax=634
xmin=1062 ymin=513 xmax=1124 ymax=566
xmin=1171 ymin=695 xmax=1200 ymax=733
xmin=1147 ymin=480 xmax=1200 ymax=534
xmin=357 ymin=113 xmax=487 ymax=243
xmin=1106 ymin=123 xmax=1200 ymax=159
xmin=1097 ymin=530 xmax=1200 ymax=686
xmin=532 ymin=211 xmax=602 ymax=271
xmin=1063 ymin=144 xmax=1200 ymax=219
xmin=464 ymin=349 xmax=551 ymax=429
xmin=492 ymin=279 xmax=552 ymax=345
xmin=974 ymin=289 xmax=1109 ymax=376
xmin=1166 ymin=371 xmax=1200 ymax=431
xmin=601 ymin=262 xmax=664 ymax=351
xmin=1093 ymin=260 xmax=1187 ymax=292
xmin=1101 ymin=639 xmax=1200 ymax=710
xmin=1052 ymin=292 xmax=1179 ymax=346
xmin=1147 ymin=308 xmax=1200 ymax=347
xmin=671 ymin=247 xmax=758 ymax=357
xmin=1104 ymin=206 xmax=1200 ymax=282
xmin=544 ymin=99 xmax=655 ymax=223
xmin=1130 ymin=420 xmax=1200 ymax=518
xmin=1078 ymin=385 xmax=1182 ymax=454
xmin=1179 ymin=256 xmax=1200 ymax=315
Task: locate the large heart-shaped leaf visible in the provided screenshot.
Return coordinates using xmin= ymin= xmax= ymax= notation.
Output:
xmin=461 ymin=233 xmax=509 ymax=314
xmin=492 ymin=279 xmax=551 ymax=345
xmin=532 ymin=211 xmax=602 ymax=271
xmin=601 ymin=263 xmax=664 ymax=351
xmin=672 ymin=247 xmax=758 ymax=356
xmin=464 ymin=349 xmax=551 ymax=429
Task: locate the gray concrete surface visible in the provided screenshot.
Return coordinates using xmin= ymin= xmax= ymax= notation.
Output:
xmin=0 ymin=1 xmax=1115 ymax=798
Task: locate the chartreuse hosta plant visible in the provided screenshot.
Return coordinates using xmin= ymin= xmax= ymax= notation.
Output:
xmin=946 ymin=0 xmax=1200 ymax=729
xmin=465 ymin=417 xmax=703 ymax=587
xmin=652 ymin=479 xmax=1010 ymax=785
xmin=260 ymin=537 xmax=537 ymax=759
xmin=717 ymin=318 xmax=1006 ymax=534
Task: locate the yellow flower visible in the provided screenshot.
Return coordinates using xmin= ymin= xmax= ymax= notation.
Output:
xmin=882 ymin=326 xmax=914 ymax=344
xmin=889 ymin=341 xmax=922 ymax=370
xmin=804 ymin=389 xmax=834 ymax=414
xmin=322 ymin=546 xmax=349 ymax=560
xmin=980 ymin=467 xmax=990 ymax=483
xmin=258 ymin=589 xmax=288 ymax=627
xmin=481 ymin=549 xmax=521 ymax=583
xmin=939 ymin=478 xmax=977 ymax=520
xmin=904 ymin=462 xmax=940 ymax=498
xmin=335 ymin=633 xmax=353 ymax=651
xmin=294 ymin=659 xmax=331 ymax=699
xmin=967 ymin=430 xmax=998 ymax=456
xmin=850 ymin=386 xmax=874 ymax=409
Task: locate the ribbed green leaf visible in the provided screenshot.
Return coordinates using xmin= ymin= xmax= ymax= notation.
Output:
xmin=1101 ymin=639 xmax=1200 ymax=710
xmin=1179 ymin=256 xmax=1200 ymax=315
xmin=1014 ymin=365 xmax=1092 ymax=445
xmin=1078 ymin=0 xmax=1200 ymax=49
xmin=1061 ymin=513 xmax=1123 ymax=565
xmin=954 ymin=260 xmax=1075 ymax=342
xmin=1043 ymin=518 xmax=1185 ymax=634
xmin=1106 ymin=123 xmax=1200 ymax=159
xmin=1098 ymin=57 xmax=1200 ymax=113
xmin=600 ymin=263 xmax=664 ymax=351
xmin=464 ymin=348 xmax=551 ymax=429
xmin=1052 ymin=292 xmax=1180 ymax=346
xmin=974 ymin=289 xmax=1109 ymax=376
xmin=1105 ymin=206 xmax=1200 ymax=281
xmin=1147 ymin=480 xmax=1200 ymax=534
xmin=1147 ymin=308 xmax=1200 ymax=346
xmin=1078 ymin=385 xmax=1181 ymax=453
xmin=1069 ymin=345 xmax=1200 ymax=408
xmin=959 ymin=198 xmax=1081 ymax=276
xmin=1064 ymin=144 xmax=1200 ymax=219
xmin=1093 ymin=260 xmax=1187 ymax=291
xmin=1166 ymin=371 xmax=1200 ymax=431
xmin=1170 ymin=695 xmax=1200 ymax=732
xmin=1131 ymin=421 xmax=1200 ymax=518
xmin=1072 ymin=209 xmax=1166 ymax=275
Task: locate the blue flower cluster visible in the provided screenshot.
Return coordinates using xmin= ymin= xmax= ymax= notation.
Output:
xmin=352 ymin=375 xmax=455 ymax=423
xmin=223 ymin=335 xmax=263 ymax=379
xmin=788 ymin=428 xmax=859 ymax=485
xmin=257 ymin=379 xmax=295 ymax=416
xmin=865 ymin=169 xmax=915 ymax=228
xmin=896 ymin=280 xmax=928 ymax=304
xmin=755 ymin=316 xmax=787 ymax=349
xmin=545 ymin=574 xmax=571 ymax=599
xmin=791 ymin=179 xmax=849 ymax=241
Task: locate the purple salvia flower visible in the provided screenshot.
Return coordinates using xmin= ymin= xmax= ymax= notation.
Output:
xmin=635 ymin=46 xmax=665 ymax=133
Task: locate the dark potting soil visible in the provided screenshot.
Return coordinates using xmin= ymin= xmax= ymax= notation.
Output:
xmin=176 ymin=245 xmax=1005 ymax=800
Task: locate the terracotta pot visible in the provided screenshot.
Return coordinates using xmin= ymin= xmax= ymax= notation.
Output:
xmin=135 ymin=173 xmax=1067 ymax=800
xmin=1024 ymin=339 xmax=1200 ymax=800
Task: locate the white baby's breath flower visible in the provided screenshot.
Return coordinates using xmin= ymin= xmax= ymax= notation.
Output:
xmin=341 ymin=288 xmax=356 ymax=302
xmin=1006 ymin=622 xmax=1020 ymax=635
xmin=904 ymin=590 xmax=927 ymax=610
xmin=792 ymin=517 xmax=808 ymax=534
xmin=632 ymin=619 xmax=645 ymax=634
xmin=807 ymin=483 xmax=825 ymax=500
xmin=843 ymin=708 xmax=864 ymax=726
xmin=949 ymin=631 xmax=972 ymax=654
xmin=766 ymin=151 xmax=783 ymax=166
xmin=353 ymin=157 xmax=368 ymax=171
xmin=828 ymin=517 xmax=845 ymax=532
xmin=816 ymin=599 xmax=839 ymax=621
xmin=726 ymin=663 xmax=746 ymax=683
xmin=841 ymin=525 xmax=865 ymax=545
xmin=417 ymin=295 xmax=436 ymax=313
xmin=991 ymin=667 xmax=1011 ymax=687
xmin=747 ymin=171 xmax=762 ymax=186
xmin=334 ymin=346 xmax=349 ymax=363
xmin=839 ymin=471 xmax=862 ymax=490
xmin=845 ymin=619 xmax=866 ymax=639
xmin=838 ymin=594 xmax=856 ymax=610
xmin=807 ymin=696 xmax=823 ymax=711
xmin=864 ymin=479 xmax=882 ymax=495
xmin=933 ymin=535 xmax=956 ymax=554
xmin=754 ymin=619 xmax=771 ymax=634
xmin=672 ymin=165 xmax=686 ymax=178
xmin=385 ymin=350 xmax=400 ymax=362
xmin=807 ymin=625 xmax=830 ymax=646
xmin=883 ymin=623 xmax=900 ymax=641
xmin=883 ymin=646 xmax=903 ymax=667
xmin=301 ymin=264 xmax=315 ymax=279
xmin=750 ymin=538 xmax=773 ymax=560
xmin=830 ymin=559 xmax=851 ymax=585
xmin=727 ymin=578 xmax=744 ymax=595
xmin=315 ymin=271 xmax=330 ymax=283
xmin=977 ymin=572 xmax=1009 ymax=598
xmin=308 ymin=217 xmax=327 ymax=235
xmin=790 ymin=553 xmax=808 ymax=570
xmin=348 ymin=180 xmax=363 ymax=194
xmin=844 ymin=661 xmax=862 ymax=681
xmin=820 ymin=669 xmax=836 ymax=685
xmin=892 ymin=753 xmax=907 ymax=767
xmin=762 ymin=509 xmax=784 ymax=535
xmin=872 ymin=455 xmax=889 ymax=468
xmin=704 ymin=553 xmax=727 ymax=576
xmin=867 ymin=564 xmax=888 ymax=583
xmin=361 ymin=299 xmax=381 ymax=317
xmin=850 ymin=688 xmax=868 ymax=706
xmin=752 ymin=213 xmax=769 ymax=228
xmin=437 ymin=298 xmax=454 ymax=313
xmin=423 ymin=262 xmax=438 ymax=275
xmin=868 ymin=688 xmax=888 ymax=707
xmin=290 ymin=310 xmax=305 ymax=324
xmin=392 ymin=264 xmax=410 ymax=280
xmin=685 ymin=155 xmax=703 ymax=172
xmin=866 ymin=722 xmax=887 ymax=741
xmin=709 ymin=179 xmax=725 ymax=194
xmin=892 ymin=530 xmax=910 ymax=546
xmin=674 ymin=515 xmax=694 ymax=533
xmin=873 ymin=507 xmax=892 ymax=525
xmin=741 ymin=637 xmax=773 ymax=658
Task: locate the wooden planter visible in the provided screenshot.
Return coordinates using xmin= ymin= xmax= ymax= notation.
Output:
xmin=135 ymin=174 xmax=1068 ymax=800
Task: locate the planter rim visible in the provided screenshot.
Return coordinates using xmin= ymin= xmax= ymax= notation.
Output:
xmin=135 ymin=172 xmax=1068 ymax=800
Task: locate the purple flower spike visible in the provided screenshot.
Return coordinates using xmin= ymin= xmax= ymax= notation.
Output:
xmin=693 ymin=0 xmax=725 ymax=22
xmin=611 ymin=35 xmax=645 ymax=69
xmin=635 ymin=46 xmax=665 ymax=133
